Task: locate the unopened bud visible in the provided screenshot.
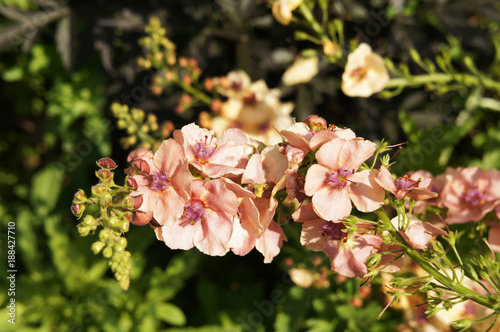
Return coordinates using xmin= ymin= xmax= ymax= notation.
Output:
xmin=118 ymin=221 xmax=129 ymax=232
xmin=121 ymin=196 xmax=134 ymax=209
xmin=131 ymin=210 xmax=153 ymax=226
xmin=133 ymin=158 xmax=150 ymax=174
xmin=71 ymin=204 xmax=85 ymax=219
xmin=108 ymin=216 xmax=120 ymax=228
xmin=83 ymin=215 xmax=95 ymax=226
xmin=133 ymin=195 xmax=144 ymax=209
xmin=78 ymin=225 xmax=90 ymax=236
xmin=96 ymin=169 xmax=114 ymax=183
xmin=91 ymin=241 xmax=104 ymax=254
xmin=97 ymin=158 xmax=117 ymax=170
xmin=91 ymin=184 xmax=107 ymax=196
xmin=451 ymin=319 xmax=471 ymax=330
xmin=73 ymin=189 xmax=87 ymax=204
xmin=103 ymin=247 xmax=113 ymax=258
xmin=126 ymin=177 xmax=138 ymax=190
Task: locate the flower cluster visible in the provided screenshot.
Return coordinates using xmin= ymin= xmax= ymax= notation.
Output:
xmin=200 ymin=70 xmax=294 ymax=145
xmin=127 ymin=123 xmax=287 ymax=262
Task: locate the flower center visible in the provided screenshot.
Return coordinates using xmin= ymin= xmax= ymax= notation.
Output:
xmin=327 ymin=167 xmax=354 ymax=188
xmin=350 ymin=66 xmax=367 ymax=81
xmin=395 ymin=175 xmax=420 ymax=190
xmin=194 ymin=135 xmax=217 ymax=164
xmin=179 ymin=200 xmax=206 ymax=226
xmin=149 ymin=172 xmax=171 ymax=191
xmin=465 ymin=188 xmax=484 ymax=207
xmin=321 ymin=222 xmax=345 ymax=241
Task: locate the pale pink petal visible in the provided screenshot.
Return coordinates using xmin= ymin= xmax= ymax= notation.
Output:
xmin=315 ymin=139 xmax=345 ymax=169
xmin=377 ymin=244 xmax=403 ymax=273
xmin=348 ymin=170 xmax=385 ymax=212
xmin=488 ymin=226 xmax=500 ymax=252
xmin=242 ymin=154 xmax=266 ymax=184
xmin=374 ymin=166 xmax=397 ymax=195
xmin=312 ymin=187 xmax=352 ymax=221
xmin=262 ymin=146 xmax=288 ymax=183
xmin=405 ymin=221 xmax=446 ymax=250
xmin=153 ymin=190 xmax=186 ymax=226
xmin=160 ymin=222 xmax=198 ymax=250
xmin=240 ymin=196 xmax=261 ymax=236
xmin=324 ymin=241 xmax=367 ymax=278
xmin=127 ymin=147 xmax=153 ymax=162
xmin=281 ymin=123 xmax=311 ymax=151
xmin=337 ymin=139 xmax=376 ymax=170
xmin=304 ymin=164 xmax=330 ymax=196
xmin=194 ymin=210 xmax=233 ymax=256
xmin=256 ymin=221 xmax=286 ymax=263
xmin=228 ymin=220 xmax=256 ymax=256
xmin=204 ymin=179 xmax=239 ymax=217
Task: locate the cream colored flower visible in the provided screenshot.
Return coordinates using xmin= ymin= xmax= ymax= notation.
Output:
xmin=341 ymin=43 xmax=389 ymax=97
xmin=272 ymin=0 xmax=304 ymax=25
xmin=281 ymin=55 xmax=319 ymax=86
xmin=205 ymin=76 xmax=294 ymax=145
xmin=218 ymin=70 xmax=252 ymax=99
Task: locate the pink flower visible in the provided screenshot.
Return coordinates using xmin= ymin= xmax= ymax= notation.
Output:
xmin=304 ymin=138 xmax=385 ymax=221
xmin=128 ymin=139 xmax=193 ymax=226
xmin=488 ymin=224 xmax=500 ymax=252
xmin=391 ymin=215 xmax=447 ymax=250
xmin=173 ymin=123 xmax=252 ymax=178
xmin=440 ymin=166 xmax=498 ymax=224
xmin=375 ymin=166 xmax=438 ymax=201
xmin=155 ymin=179 xmax=239 ymax=256
xmin=281 ymin=116 xmax=356 ymax=153
xmin=293 ymin=203 xmax=383 ymax=278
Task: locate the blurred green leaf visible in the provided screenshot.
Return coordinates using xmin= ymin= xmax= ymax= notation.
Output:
xmin=157 ymin=302 xmax=186 ymax=326
xmin=30 ymin=166 xmax=64 ymax=216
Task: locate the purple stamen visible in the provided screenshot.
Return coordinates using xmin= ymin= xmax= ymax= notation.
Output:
xmin=321 ymin=222 xmax=345 ymax=241
xmin=195 ymin=135 xmax=217 ymax=164
xmin=150 ymin=172 xmax=171 ymax=191
xmin=327 ymin=167 xmax=354 ymax=188
xmin=179 ymin=200 xmax=205 ymax=226
xmin=465 ymin=188 xmax=484 ymax=207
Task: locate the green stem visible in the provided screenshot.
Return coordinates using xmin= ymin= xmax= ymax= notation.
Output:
xmin=177 ymin=80 xmax=213 ymax=105
xmin=298 ymin=2 xmax=329 ymax=43
xmin=385 ymin=73 xmax=500 ymax=93
xmin=375 ymin=209 xmax=497 ymax=311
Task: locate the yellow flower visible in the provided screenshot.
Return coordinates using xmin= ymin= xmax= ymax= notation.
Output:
xmin=341 ymin=43 xmax=389 ymax=97
xmin=272 ymin=0 xmax=304 ymax=25
xmin=282 ymin=55 xmax=319 ymax=86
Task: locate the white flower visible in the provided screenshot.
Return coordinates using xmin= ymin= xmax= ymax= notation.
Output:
xmin=281 ymin=56 xmax=319 ymax=86
xmin=341 ymin=43 xmax=389 ymax=97
xmin=272 ymin=0 xmax=304 ymax=25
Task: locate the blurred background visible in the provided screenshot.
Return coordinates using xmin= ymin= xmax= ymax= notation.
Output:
xmin=1 ymin=0 xmax=500 ymax=331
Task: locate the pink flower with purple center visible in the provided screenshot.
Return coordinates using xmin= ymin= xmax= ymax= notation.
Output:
xmin=464 ymin=188 xmax=484 ymax=207
xmin=150 ymin=172 xmax=171 ymax=191
xmin=179 ymin=200 xmax=206 ymax=226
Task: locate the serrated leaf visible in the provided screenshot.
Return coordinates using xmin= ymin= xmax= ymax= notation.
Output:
xmin=156 ymin=302 xmax=186 ymax=326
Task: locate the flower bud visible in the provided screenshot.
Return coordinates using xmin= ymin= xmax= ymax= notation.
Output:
xmin=131 ymin=210 xmax=153 ymax=226
xmin=117 ymin=237 xmax=127 ymax=247
xmin=99 ymin=229 xmax=111 ymax=241
xmin=132 ymin=158 xmax=150 ymax=174
xmin=83 ymin=215 xmax=95 ymax=226
xmin=103 ymin=247 xmax=113 ymax=258
xmin=118 ymin=221 xmax=129 ymax=233
xmin=71 ymin=204 xmax=85 ymax=219
xmin=91 ymin=241 xmax=104 ymax=254
xmin=451 ymin=319 xmax=471 ymax=330
xmin=78 ymin=225 xmax=90 ymax=236
xmin=121 ymin=196 xmax=134 ymax=209
xmin=114 ymin=244 xmax=125 ymax=253
xmin=73 ymin=189 xmax=87 ymax=204
xmin=100 ymin=192 xmax=113 ymax=208
xmin=91 ymin=183 xmax=107 ymax=196
xmin=97 ymin=158 xmax=117 ymax=170
xmin=133 ymin=195 xmax=143 ymax=209
xmin=96 ymin=169 xmax=114 ymax=183
xmin=366 ymin=253 xmax=381 ymax=267
xmin=108 ymin=216 xmax=120 ymax=228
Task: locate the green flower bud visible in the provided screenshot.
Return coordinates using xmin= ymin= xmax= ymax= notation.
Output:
xmin=71 ymin=204 xmax=85 ymax=219
xmin=122 ymin=196 xmax=134 ymax=209
xmin=99 ymin=229 xmax=111 ymax=241
xmin=103 ymin=247 xmax=113 ymax=258
xmin=83 ymin=215 xmax=95 ymax=226
xmin=91 ymin=184 xmax=107 ymax=196
xmin=117 ymin=237 xmax=127 ymax=247
xmin=108 ymin=216 xmax=120 ymax=228
xmin=451 ymin=319 xmax=471 ymax=330
xmin=91 ymin=241 xmax=104 ymax=254
xmin=78 ymin=225 xmax=90 ymax=236
xmin=100 ymin=192 xmax=113 ymax=208
xmin=118 ymin=221 xmax=129 ymax=233
xmin=114 ymin=244 xmax=124 ymax=253
xmin=73 ymin=189 xmax=88 ymax=204
xmin=366 ymin=253 xmax=382 ymax=267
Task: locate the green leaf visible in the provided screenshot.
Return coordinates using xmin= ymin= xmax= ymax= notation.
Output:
xmin=30 ymin=166 xmax=64 ymax=216
xmin=156 ymin=302 xmax=186 ymax=326
xmin=2 ymin=66 xmax=24 ymax=81
xmin=29 ymin=44 xmax=50 ymax=73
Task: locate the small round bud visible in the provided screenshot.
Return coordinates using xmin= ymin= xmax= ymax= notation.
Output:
xmin=96 ymin=169 xmax=114 ymax=183
xmin=118 ymin=221 xmax=129 ymax=233
xmin=91 ymin=184 xmax=107 ymax=196
xmin=100 ymin=192 xmax=113 ymax=208
xmin=73 ymin=189 xmax=87 ymax=204
xmin=97 ymin=158 xmax=117 ymax=170
xmin=108 ymin=216 xmax=120 ymax=228
xmin=78 ymin=225 xmax=90 ymax=236
xmin=91 ymin=241 xmax=104 ymax=254
xmin=103 ymin=247 xmax=113 ymax=258
xmin=451 ymin=319 xmax=471 ymax=330
xmin=114 ymin=244 xmax=125 ymax=253
xmin=83 ymin=215 xmax=95 ymax=226
xmin=117 ymin=237 xmax=128 ymax=247
xmin=132 ymin=158 xmax=150 ymax=174
xmin=99 ymin=229 xmax=111 ymax=241
xmin=71 ymin=204 xmax=85 ymax=219
xmin=133 ymin=195 xmax=143 ymax=209
xmin=120 ymin=195 xmax=133 ymax=209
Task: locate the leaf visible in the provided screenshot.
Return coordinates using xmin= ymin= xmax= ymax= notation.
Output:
xmin=1 ymin=65 xmax=24 ymax=81
xmin=156 ymin=302 xmax=186 ymax=326
xmin=30 ymin=166 xmax=64 ymax=216
xmin=16 ymin=208 xmax=43 ymax=273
